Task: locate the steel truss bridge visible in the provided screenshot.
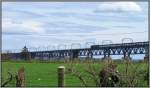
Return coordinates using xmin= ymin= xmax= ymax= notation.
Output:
xmin=8 ymin=41 xmax=149 ymax=60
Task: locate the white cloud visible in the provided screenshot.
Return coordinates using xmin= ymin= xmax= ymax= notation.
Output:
xmin=97 ymin=2 xmax=142 ymax=12
xmin=2 ymin=18 xmax=45 ymax=34
xmin=2 ymin=2 xmax=147 ymax=50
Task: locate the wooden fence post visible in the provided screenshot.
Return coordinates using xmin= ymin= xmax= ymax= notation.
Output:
xmin=58 ymin=66 xmax=65 ymax=87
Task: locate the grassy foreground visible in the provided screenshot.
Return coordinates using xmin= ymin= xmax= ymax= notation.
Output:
xmin=1 ymin=61 xmax=149 ymax=87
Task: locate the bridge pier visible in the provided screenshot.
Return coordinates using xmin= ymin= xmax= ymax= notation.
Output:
xmin=58 ymin=53 xmax=65 ymax=60
xmin=102 ymin=53 xmax=111 ymax=61
xmin=122 ymin=53 xmax=132 ymax=61
xmin=87 ymin=50 xmax=93 ymax=59
xmin=69 ymin=50 xmax=79 ymax=61
xmin=101 ymin=49 xmax=111 ymax=60
xmin=40 ymin=52 xmax=44 ymax=61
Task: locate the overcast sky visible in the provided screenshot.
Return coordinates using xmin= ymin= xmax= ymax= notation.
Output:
xmin=2 ymin=2 xmax=148 ymax=51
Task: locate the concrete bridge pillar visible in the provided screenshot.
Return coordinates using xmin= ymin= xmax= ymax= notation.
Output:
xmin=102 ymin=49 xmax=111 ymax=60
xmin=104 ymin=53 xmax=106 ymax=58
xmin=122 ymin=52 xmax=132 ymax=61
xmin=87 ymin=50 xmax=93 ymax=59
xmin=40 ymin=52 xmax=43 ymax=61
xmin=59 ymin=53 xmax=65 ymax=59
xmin=102 ymin=53 xmax=111 ymax=60
xmin=69 ymin=50 xmax=79 ymax=60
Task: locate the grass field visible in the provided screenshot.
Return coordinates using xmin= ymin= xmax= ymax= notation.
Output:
xmin=1 ymin=60 xmax=149 ymax=87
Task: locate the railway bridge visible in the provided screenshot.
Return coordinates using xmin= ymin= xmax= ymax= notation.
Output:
xmin=8 ymin=41 xmax=149 ymax=60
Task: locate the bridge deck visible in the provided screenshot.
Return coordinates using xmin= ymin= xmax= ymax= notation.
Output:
xmin=2 ymin=41 xmax=149 ymax=59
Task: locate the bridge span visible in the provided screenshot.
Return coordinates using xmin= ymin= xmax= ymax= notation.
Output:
xmin=4 ymin=41 xmax=149 ymax=60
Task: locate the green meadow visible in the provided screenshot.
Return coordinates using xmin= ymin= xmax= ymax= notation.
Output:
xmin=1 ymin=61 xmax=149 ymax=87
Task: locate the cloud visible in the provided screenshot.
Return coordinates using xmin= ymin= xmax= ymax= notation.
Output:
xmin=2 ymin=2 xmax=148 ymax=50
xmin=95 ymin=2 xmax=142 ymax=13
xmin=2 ymin=18 xmax=45 ymax=34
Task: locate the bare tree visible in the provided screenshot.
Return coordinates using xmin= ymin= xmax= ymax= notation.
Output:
xmin=16 ymin=67 xmax=25 ymax=87
xmin=1 ymin=72 xmax=13 ymax=87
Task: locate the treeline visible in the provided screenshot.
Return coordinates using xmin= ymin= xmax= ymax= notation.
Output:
xmin=2 ymin=46 xmax=31 ymax=61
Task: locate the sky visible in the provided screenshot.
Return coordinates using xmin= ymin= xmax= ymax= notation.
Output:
xmin=2 ymin=2 xmax=148 ymax=52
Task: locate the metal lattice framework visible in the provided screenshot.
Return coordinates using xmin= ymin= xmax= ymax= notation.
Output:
xmin=5 ymin=41 xmax=149 ymax=60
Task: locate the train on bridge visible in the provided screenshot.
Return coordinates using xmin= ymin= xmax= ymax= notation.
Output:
xmin=1 ymin=41 xmax=149 ymax=60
